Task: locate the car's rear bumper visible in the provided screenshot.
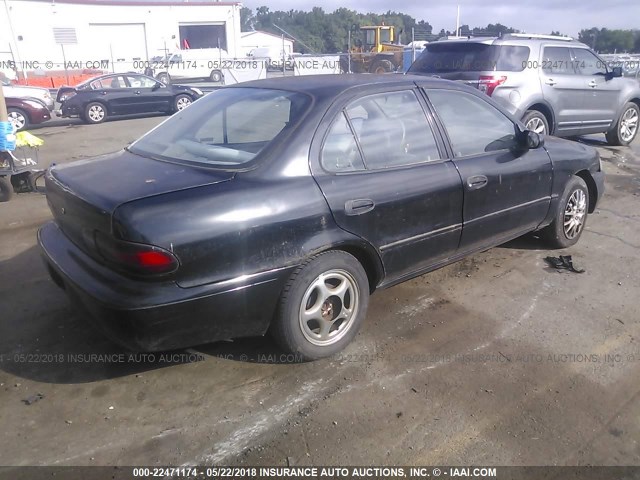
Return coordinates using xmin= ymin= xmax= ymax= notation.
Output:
xmin=38 ymin=221 xmax=293 ymax=351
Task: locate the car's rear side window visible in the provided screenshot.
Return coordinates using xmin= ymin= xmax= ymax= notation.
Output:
xmin=541 ymin=47 xmax=575 ymax=75
xmin=427 ymin=89 xmax=517 ymax=157
xmin=322 ymin=90 xmax=440 ymax=172
xmin=408 ymin=43 xmax=529 ymax=74
xmin=129 ymin=87 xmax=311 ymax=168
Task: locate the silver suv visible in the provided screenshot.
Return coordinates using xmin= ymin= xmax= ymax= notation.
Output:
xmin=408 ymin=34 xmax=640 ymax=146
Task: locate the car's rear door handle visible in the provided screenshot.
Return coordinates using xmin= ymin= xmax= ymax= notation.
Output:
xmin=466 ymin=175 xmax=488 ymax=190
xmin=588 ymin=80 xmax=598 ymax=88
xmin=134 ymin=90 xmax=141 ymax=95
xmin=545 ymin=79 xmax=557 ymax=86
xmin=345 ymin=199 xmax=375 ymax=215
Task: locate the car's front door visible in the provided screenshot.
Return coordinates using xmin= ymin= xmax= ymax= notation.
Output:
xmin=125 ymin=75 xmax=173 ymax=113
xmin=539 ymin=46 xmax=584 ymax=135
xmin=423 ymin=87 xmax=553 ymax=252
xmin=311 ymin=88 xmax=464 ymax=284
xmin=570 ymin=48 xmax=620 ymax=134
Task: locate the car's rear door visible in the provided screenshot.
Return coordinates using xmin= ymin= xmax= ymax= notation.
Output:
xmin=100 ymin=75 xmax=134 ymax=115
xmin=310 ymin=87 xmax=464 ymax=284
xmin=422 ymin=86 xmax=553 ymax=252
xmin=539 ymin=46 xmax=584 ymax=135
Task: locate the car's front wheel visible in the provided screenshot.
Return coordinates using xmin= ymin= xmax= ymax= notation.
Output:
xmin=174 ymin=94 xmax=192 ymax=112
xmin=84 ymin=102 xmax=107 ymax=124
xmin=522 ymin=110 xmax=549 ymax=136
xmin=7 ymin=108 xmax=29 ymax=131
xmin=157 ymin=72 xmax=171 ymax=85
xmin=0 ymin=176 xmax=13 ymax=202
xmin=541 ymin=175 xmax=589 ymax=248
xmin=605 ymin=102 xmax=639 ymax=146
xmin=270 ymin=251 xmax=369 ymax=361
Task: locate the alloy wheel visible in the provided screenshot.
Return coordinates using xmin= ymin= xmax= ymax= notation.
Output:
xmin=563 ymin=189 xmax=587 ymax=239
xmin=88 ymin=105 xmax=105 ymax=122
xmin=176 ymin=97 xmax=191 ymax=110
xmin=298 ymin=269 xmax=359 ymax=347
xmin=8 ymin=111 xmax=26 ymax=130
xmin=526 ymin=117 xmax=547 ymax=135
xmin=619 ymin=107 xmax=638 ymax=143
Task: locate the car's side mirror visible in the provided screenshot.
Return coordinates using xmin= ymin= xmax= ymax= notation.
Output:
xmin=525 ymin=130 xmax=544 ymax=149
xmin=606 ymin=66 xmax=623 ymax=80
xmin=152 ymin=82 xmax=163 ymax=91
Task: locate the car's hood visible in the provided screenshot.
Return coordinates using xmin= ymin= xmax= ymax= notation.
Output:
xmin=4 ymin=85 xmax=50 ymax=98
xmin=48 ymin=149 xmax=235 ymax=213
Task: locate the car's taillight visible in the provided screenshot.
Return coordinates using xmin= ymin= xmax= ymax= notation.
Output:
xmin=94 ymin=231 xmax=179 ymax=276
xmin=478 ymin=75 xmax=507 ymax=96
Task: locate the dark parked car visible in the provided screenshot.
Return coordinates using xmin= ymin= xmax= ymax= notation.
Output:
xmin=55 ymin=73 xmax=203 ymax=124
xmin=39 ymin=75 xmax=604 ymax=360
xmin=6 ymin=96 xmax=51 ymax=131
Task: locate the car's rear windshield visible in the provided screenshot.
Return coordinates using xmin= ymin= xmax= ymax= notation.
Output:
xmin=408 ymin=43 xmax=530 ymax=73
xmin=128 ymin=87 xmax=311 ymax=168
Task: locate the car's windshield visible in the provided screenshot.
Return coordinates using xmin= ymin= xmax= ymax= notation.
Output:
xmin=409 ymin=43 xmax=529 ymax=73
xmin=128 ymin=87 xmax=312 ymax=168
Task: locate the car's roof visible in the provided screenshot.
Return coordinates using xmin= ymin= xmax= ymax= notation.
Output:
xmin=227 ymin=74 xmax=456 ymax=98
xmin=433 ymin=35 xmax=587 ymax=48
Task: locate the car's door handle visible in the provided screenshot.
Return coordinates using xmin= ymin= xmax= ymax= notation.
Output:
xmin=466 ymin=175 xmax=488 ymax=190
xmin=588 ymin=80 xmax=598 ymax=88
xmin=545 ymin=79 xmax=557 ymax=86
xmin=134 ymin=91 xmax=141 ymax=95
xmin=345 ymin=199 xmax=375 ymax=215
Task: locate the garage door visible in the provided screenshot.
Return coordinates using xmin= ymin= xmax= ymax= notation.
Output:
xmin=89 ymin=23 xmax=148 ymax=73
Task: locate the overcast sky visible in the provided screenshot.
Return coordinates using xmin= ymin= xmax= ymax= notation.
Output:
xmin=242 ymin=0 xmax=640 ymax=37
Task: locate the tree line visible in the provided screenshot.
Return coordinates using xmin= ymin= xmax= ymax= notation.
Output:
xmin=240 ymin=7 xmax=640 ymax=55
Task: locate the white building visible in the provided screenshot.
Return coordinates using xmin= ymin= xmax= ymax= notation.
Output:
xmin=0 ymin=0 xmax=242 ymax=76
xmin=239 ymin=30 xmax=293 ymax=58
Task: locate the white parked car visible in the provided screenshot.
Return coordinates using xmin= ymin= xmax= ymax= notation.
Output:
xmin=1 ymin=79 xmax=55 ymax=111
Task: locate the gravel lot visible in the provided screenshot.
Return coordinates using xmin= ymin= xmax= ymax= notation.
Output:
xmin=0 ymin=114 xmax=639 ymax=468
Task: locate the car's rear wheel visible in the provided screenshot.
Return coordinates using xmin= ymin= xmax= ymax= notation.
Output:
xmin=605 ymin=102 xmax=639 ymax=146
xmin=370 ymin=59 xmax=394 ymax=74
xmin=0 ymin=176 xmax=13 ymax=202
xmin=84 ymin=102 xmax=107 ymax=124
xmin=7 ymin=108 xmax=29 ymax=131
xmin=157 ymin=72 xmax=171 ymax=85
xmin=209 ymin=70 xmax=223 ymax=82
xmin=270 ymin=251 xmax=369 ymax=361
xmin=174 ymin=94 xmax=192 ymax=112
xmin=540 ymin=176 xmax=589 ymax=248
xmin=522 ymin=110 xmax=549 ymax=136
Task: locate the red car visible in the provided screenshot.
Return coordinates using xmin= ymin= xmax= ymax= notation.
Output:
xmin=6 ymin=97 xmax=51 ymax=131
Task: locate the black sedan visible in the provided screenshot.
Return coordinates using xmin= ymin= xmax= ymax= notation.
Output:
xmin=55 ymin=73 xmax=203 ymax=124
xmin=39 ymin=75 xmax=604 ymax=360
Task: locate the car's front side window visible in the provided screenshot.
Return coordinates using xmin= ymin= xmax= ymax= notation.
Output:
xmin=572 ymin=48 xmax=607 ymax=76
xmin=427 ymin=89 xmax=517 ymax=158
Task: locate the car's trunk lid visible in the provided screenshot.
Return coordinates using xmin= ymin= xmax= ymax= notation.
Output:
xmin=45 ymin=149 xmax=234 ymax=256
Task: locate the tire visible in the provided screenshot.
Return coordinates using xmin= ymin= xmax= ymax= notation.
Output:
xmin=7 ymin=108 xmax=29 ymax=131
xmin=370 ymin=59 xmax=394 ymax=74
xmin=174 ymin=94 xmax=192 ymax=112
xmin=209 ymin=70 xmax=223 ymax=82
xmin=540 ymin=176 xmax=589 ymax=248
xmin=157 ymin=72 xmax=171 ymax=85
xmin=605 ymin=102 xmax=639 ymax=146
xmin=84 ymin=102 xmax=107 ymax=124
xmin=522 ymin=110 xmax=549 ymax=136
xmin=0 ymin=176 xmax=13 ymax=202
xmin=270 ymin=250 xmax=370 ymax=361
